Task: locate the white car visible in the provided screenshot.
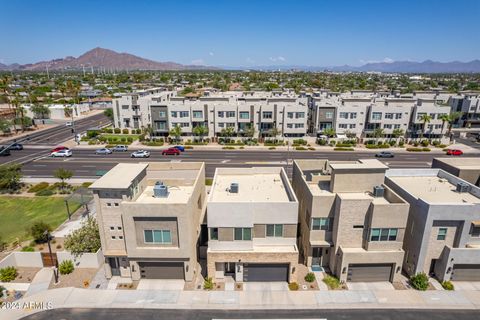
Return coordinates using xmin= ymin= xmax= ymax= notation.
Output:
xmin=131 ymin=150 xmax=150 ymax=158
xmin=51 ymin=149 xmax=73 ymax=157
xmin=65 ymin=121 xmax=74 ymax=127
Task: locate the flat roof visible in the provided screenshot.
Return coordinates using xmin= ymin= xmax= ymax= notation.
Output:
xmin=329 ymin=159 xmax=388 ymax=170
xmin=210 ymin=170 xmax=291 ymax=203
xmin=389 ymin=176 xmax=480 ymax=204
xmin=434 ymin=158 xmax=480 ymax=170
xmin=135 ymin=185 xmax=193 ymax=204
xmin=89 ymin=163 xmax=148 ymax=189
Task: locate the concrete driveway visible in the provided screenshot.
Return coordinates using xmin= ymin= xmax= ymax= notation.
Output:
xmin=243 ymin=282 xmax=289 ymax=291
xmin=347 ymin=281 xmax=394 ymax=291
xmin=137 ymin=279 xmax=185 ymax=290
xmin=452 ymin=281 xmax=480 ymax=290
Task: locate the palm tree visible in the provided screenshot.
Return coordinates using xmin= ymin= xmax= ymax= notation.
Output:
xmin=446 ymin=112 xmax=462 ymax=137
xmin=31 ymin=105 xmax=51 ymax=119
xmin=244 ymin=124 xmax=256 ymax=140
xmin=392 ymin=128 xmax=405 ymax=139
xmin=192 ymin=125 xmax=208 ymax=142
xmin=269 ymin=127 xmax=281 ymax=144
xmin=323 ymin=127 xmax=336 ymax=138
xmin=220 ymin=126 xmax=236 ymax=142
xmin=373 ymin=127 xmax=385 ymax=140
xmin=169 ymin=124 xmax=182 ymax=143
xmin=419 ymin=114 xmax=432 ymax=140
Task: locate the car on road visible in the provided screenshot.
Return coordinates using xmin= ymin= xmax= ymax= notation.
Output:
xmin=446 ymin=149 xmax=463 ymax=156
xmin=65 ymin=121 xmax=74 ymax=127
xmin=95 ymin=148 xmax=112 ymax=155
xmin=375 ymin=151 xmax=394 ymax=158
xmin=131 ymin=150 xmax=150 ymax=158
xmin=51 ymin=146 xmax=68 ymax=153
xmin=173 ymin=145 xmax=185 ymax=152
xmin=112 ymin=145 xmax=128 ymax=152
xmin=8 ymin=143 xmax=23 ymax=150
xmin=51 ymin=149 xmax=72 ymax=157
xmin=0 ymin=146 xmax=11 ymax=156
xmin=162 ymin=148 xmax=181 ymax=156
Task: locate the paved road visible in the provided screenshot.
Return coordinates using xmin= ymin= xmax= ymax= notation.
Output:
xmin=16 ymin=149 xmax=478 ymax=178
xmin=21 ymin=308 xmax=480 ymax=320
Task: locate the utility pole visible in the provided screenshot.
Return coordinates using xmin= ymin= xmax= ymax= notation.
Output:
xmin=46 ymin=65 xmax=50 ymax=80
xmin=82 ymin=64 xmax=86 ymax=77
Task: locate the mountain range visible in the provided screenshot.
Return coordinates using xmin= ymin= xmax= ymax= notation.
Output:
xmin=1 ymin=48 xmax=479 ymax=73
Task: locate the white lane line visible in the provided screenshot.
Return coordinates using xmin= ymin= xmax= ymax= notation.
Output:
xmin=221 ymin=160 xmax=230 ymax=163
xmin=82 ymin=165 xmax=97 ymax=168
xmin=33 ymin=164 xmax=47 ymax=167
xmin=76 ymin=170 xmax=90 ymax=173
xmin=404 ymin=157 xmax=419 ymax=160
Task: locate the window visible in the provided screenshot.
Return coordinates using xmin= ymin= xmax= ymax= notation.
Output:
xmin=312 ymin=218 xmax=331 ymax=231
xmin=158 ymin=111 xmax=166 ymax=117
xmin=296 ymin=112 xmax=305 ymax=118
xmin=385 ymin=113 xmax=394 ymax=119
xmin=171 ymin=111 xmax=178 ymax=118
xmin=239 ymin=112 xmax=249 ymax=119
xmin=234 ymin=228 xmax=252 ymax=240
xmin=349 ymin=124 xmax=356 ymax=129
xmin=179 ymin=111 xmax=189 ymax=117
xmin=349 ymin=112 xmax=357 ymax=119
xmin=434 ymin=124 xmax=442 ymax=129
xmin=217 ymin=111 xmax=224 ymax=118
xmin=118 ymin=226 xmax=122 ymax=230
xmin=111 ymin=236 xmax=116 ymax=239
xmin=226 ymin=111 xmax=235 ymax=118
xmin=437 ymin=228 xmax=447 ymax=240
xmin=339 ymin=112 xmax=348 ymax=119
xmin=287 ymin=123 xmax=293 ymax=128
xmin=417 ymin=113 xmax=426 ymax=120
xmin=395 ymin=113 xmax=402 ymax=119
xmin=106 ymin=203 xmax=112 ymax=207
xmin=429 ymin=113 xmax=436 ymax=119
xmin=262 ymin=111 xmax=273 ymax=119
xmin=119 ymin=236 xmax=123 ymax=240
xmin=394 ymin=124 xmax=401 ymax=129
xmin=325 ymin=111 xmax=333 ymax=119
xmin=370 ymin=228 xmax=398 ymax=241
xmin=287 ymin=112 xmax=294 ymax=118
xmin=295 ymin=123 xmax=304 ymax=128
xmin=180 ymin=122 xmax=189 ymax=127
xmin=266 ymin=224 xmax=283 ymax=237
xmin=144 ymin=230 xmax=172 ymax=244
xmin=339 ymin=124 xmax=347 ymax=129
xmin=218 ymin=123 xmax=225 ymax=128
xmin=372 ymin=112 xmax=382 ymax=120
xmin=471 ymin=225 xmax=480 ymax=238
xmin=114 ymin=203 xmax=119 ymax=207
xmin=384 ymin=124 xmax=392 ymax=129
xmin=192 ymin=111 xmax=203 ymax=118
xmin=210 ymin=228 xmax=218 ymax=240
xmin=110 ymin=226 xmax=114 ymax=230
xmin=226 ymin=123 xmax=235 ymax=128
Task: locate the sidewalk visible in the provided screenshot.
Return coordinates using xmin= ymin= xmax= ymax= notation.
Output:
xmin=3 ymin=286 xmax=480 ymax=319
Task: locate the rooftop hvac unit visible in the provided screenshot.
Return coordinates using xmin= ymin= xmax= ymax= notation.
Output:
xmin=373 ymin=185 xmax=385 ymax=198
xmin=456 ymin=182 xmax=470 ymax=193
xmin=153 ymin=181 xmax=168 ymax=198
xmin=229 ymin=183 xmax=239 ymax=193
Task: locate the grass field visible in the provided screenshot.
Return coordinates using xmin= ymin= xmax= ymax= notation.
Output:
xmin=0 ymin=196 xmax=81 ymax=244
xmin=100 ymin=134 xmax=141 ymax=140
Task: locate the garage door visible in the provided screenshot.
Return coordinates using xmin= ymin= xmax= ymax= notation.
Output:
xmin=243 ymin=263 xmax=289 ymax=282
xmin=347 ymin=264 xmax=393 ymax=282
xmin=451 ymin=264 xmax=480 ymax=281
xmin=139 ymin=262 xmax=184 ymax=279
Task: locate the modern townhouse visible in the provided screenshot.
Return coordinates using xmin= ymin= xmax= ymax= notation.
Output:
xmin=334 ymin=97 xmax=370 ymax=137
xmin=385 ymin=168 xmax=480 ymax=281
xmin=365 ymin=98 xmax=414 ymax=137
xmin=90 ymin=162 xmax=206 ymax=281
xmin=206 ymin=167 xmax=299 ymax=283
xmin=292 ymin=159 xmax=410 ymax=283
xmin=409 ymin=99 xmax=451 ymax=139
xmin=432 ymin=158 xmax=480 ymax=187
xmin=449 ymin=92 xmax=480 ymax=128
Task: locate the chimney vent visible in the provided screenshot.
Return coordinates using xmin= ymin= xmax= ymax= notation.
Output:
xmin=373 ymin=185 xmax=385 ymax=197
xmin=153 ymin=181 xmax=168 ymax=198
xmin=230 ymin=183 xmax=239 ymax=193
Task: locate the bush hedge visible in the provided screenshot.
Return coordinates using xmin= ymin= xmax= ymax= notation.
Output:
xmin=35 ymin=189 xmax=55 ymax=196
xmin=0 ymin=266 xmax=18 ymax=282
xmin=410 ymin=272 xmax=429 ymax=291
xmin=295 ymin=146 xmax=307 ymax=151
xmin=365 ymin=144 xmax=390 ymax=149
xmin=304 ymin=272 xmax=316 ymax=283
xmin=293 ymin=139 xmax=307 ymax=145
xmin=322 ymin=275 xmax=340 ymax=289
xmin=441 ymin=281 xmax=454 ymax=290
xmin=334 ymin=147 xmax=354 ymax=151
xmin=28 ymin=182 xmax=50 ymax=193
xmin=59 ymin=260 xmax=75 ymax=275
xmin=406 ymin=147 xmax=430 ymax=152
xmin=114 ymin=128 xmax=121 ymax=134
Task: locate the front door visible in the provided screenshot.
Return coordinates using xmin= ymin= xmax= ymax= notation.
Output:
xmin=109 ymin=257 xmax=120 ymax=276
xmin=224 ymin=262 xmax=236 ymax=276
xmin=312 ymin=247 xmax=322 ymax=267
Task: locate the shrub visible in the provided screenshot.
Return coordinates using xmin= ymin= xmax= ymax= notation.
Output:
xmin=0 ymin=237 xmax=6 ymax=252
xmin=293 ymin=139 xmax=307 ymax=145
xmin=269 ymin=146 xmax=276 ymax=150
xmin=114 ymin=128 xmax=121 ymax=134
xmin=308 ymin=147 xmax=315 ymax=151
xmin=81 ymin=182 xmax=92 ymax=188
xmin=432 ymin=140 xmax=440 ymax=146
xmin=105 ymin=128 xmax=113 ymax=134
xmin=288 ymin=282 xmax=299 ymax=291
xmin=399 ymin=141 xmax=405 ymax=147
xmin=205 ymin=178 xmax=213 ymax=186
xmin=28 ymin=182 xmax=49 ymax=193
xmin=295 ymin=146 xmax=307 ymax=151
xmin=438 ymin=144 xmax=447 ymax=148
xmin=322 ymin=275 xmax=340 ymax=289
xmin=136 ymin=129 xmax=142 ymax=134
xmin=422 ymin=147 xmax=431 ymax=152
xmin=441 ymin=280 xmax=454 ymax=291
xmin=336 ymin=143 xmax=352 ymax=148
xmin=0 ymin=285 xmax=5 ymax=298
xmin=0 ymin=266 xmax=18 ymax=282
xmin=421 ymin=140 xmax=430 ymax=147
xmin=239 ymin=146 xmax=245 ymax=149
xmin=203 ymin=277 xmax=214 ymax=290
xmin=29 ymin=221 xmax=52 ymax=243
xmin=120 ymin=137 xmax=126 ymax=142
xmin=406 ymin=147 xmax=423 ymax=152
xmin=389 ymin=140 xmax=396 ymax=146
xmin=366 ymin=144 xmax=390 ymax=149
xmin=329 ymin=140 xmax=336 ymax=146
xmin=410 ymin=272 xmax=429 ymax=291
xmin=317 ymin=139 xmax=327 ymax=146
xmin=304 ymin=272 xmax=316 ymax=283
xmin=222 ymin=146 xmax=235 ymax=150
xmin=59 ymin=260 xmax=75 ymax=275
xmin=122 ymin=129 xmax=129 ymax=134
xmin=35 ymin=189 xmax=55 ymax=196
xmin=127 ymin=137 xmax=133 ymax=143
xmin=21 ymin=246 xmax=35 ymax=252
xmin=334 ymin=147 xmax=354 ymax=151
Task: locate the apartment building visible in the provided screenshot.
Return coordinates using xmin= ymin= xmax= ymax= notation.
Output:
xmin=365 ymin=98 xmax=414 ymax=136
xmin=449 ymin=92 xmax=480 ymax=128
xmin=409 ymin=99 xmax=451 ymax=138
xmin=432 ymin=158 xmax=480 ymax=187
xmin=206 ymin=167 xmax=299 ymax=283
xmin=90 ymin=162 xmax=206 ymax=281
xmin=385 ymin=169 xmax=480 ymax=281
xmin=292 ymin=159 xmax=410 ymax=283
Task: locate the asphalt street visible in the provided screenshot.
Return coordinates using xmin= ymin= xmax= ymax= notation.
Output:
xmin=21 ymin=308 xmax=480 ymax=320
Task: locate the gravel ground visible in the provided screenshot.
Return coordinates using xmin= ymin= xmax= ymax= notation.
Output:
xmin=49 ymin=268 xmax=98 ymax=289
xmin=10 ymin=267 xmax=41 ymax=283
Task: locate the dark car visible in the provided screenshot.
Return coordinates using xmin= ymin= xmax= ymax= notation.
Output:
xmin=0 ymin=146 xmax=11 ymax=156
xmin=8 ymin=143 xmax=23 ymax=150
xmin=446 ymin=149 xmax=463 ymax=156
xmin=162 ymin=148 xmax=180 ymax=156
xmin=375 ymin=151 xmax=394 ymax=158
xmin=173 ymin=145 xmax=185 ymax=152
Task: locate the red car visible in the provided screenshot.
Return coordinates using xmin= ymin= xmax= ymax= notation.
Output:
xmin=51 ymin=146 xmax=69 ymax=153
xmin=162 ymin=148 xmax=181 ymax=156
xmin=446 ymin=149 xmax=463 ymax=156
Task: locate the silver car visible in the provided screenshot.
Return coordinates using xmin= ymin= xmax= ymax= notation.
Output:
xmin=95 ymin=148 xmax=112 ymax=155
xmin=131 ymin=150 xmax=150 ymax=158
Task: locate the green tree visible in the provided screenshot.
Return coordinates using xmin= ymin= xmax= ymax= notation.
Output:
xmin=269 ymin=127 xmax=281 ymax=143
xmin=446 ymin=112 xmax=462 ymax=137
xmin=0 ymin=119 xmax=11 ymax=134
xmin=0 ymin=163 xmax=22 ymax=192
xmin=323 ymin=127 xmax=336 ymax=138
xmin=244 ymin=124 xmax=256 ymax=140
xmin=29 ymin=222 xmax=52 ymax=243
xmin=192 ymin=125 xmax=208 ymax=142
xmin=392 ymin=128 xmax=405 ymax=139
xmin=64 ymin=217 xmax=101 ymax=258
xmin=54 ymin=168 xmax=73 ymax=191
xmin=169 ymin=124 xmax=182 ymax=143
xmin=220 ymin=126 xmax=236 ymax=142
xmin=372 ymin=127 xmax=385 ymax=139
xmin=31 ymin=105 xmax=51 ymax=119
xmin=103 ymin=108 xmax=113 ymax=120
xmin=419 ymin=114 xmax=432 ymax=139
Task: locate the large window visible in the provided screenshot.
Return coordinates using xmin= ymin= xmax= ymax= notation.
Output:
xmin=210 ymin=228 xmax=218 ymax=240
xmin=179 ymin=111 xmax=189 ymax=117
xmin=370 ymin=228 xmax=397 ymax=241
xmin=312 ymin=218 xmax=331 ymax=231
xmin=144 ymin=230 xmax=172 ymax=244
xmin=192 ymin=111 xmax=203 ymax=118
xmin=158 ymin=111 xmax=166 ymax=117
xmin=226 ymin=111 xmax=235 ymax=118
xmin=171 ymin=111 xmax=178 ymax=118
xmin=325 ymin=111 xmax=333 ymax=119
xmin=287 ymin=112 xmax=294 ymax=119
xmin=266 ymin=224 xmax=283 ymax=237
xmin=295 ymin=123 xmax=304 ymax=128
xmin=296 ymin=112 xmax=305 ymax=118
xmin=471 ymin=225 xmax=480 ymax=238
xmin=395 ymin=113 xmax=402 ymax=119
xmin=262 ymin=111 xmax=273 ymax=119
xmin=349 ymin=112 xmax=357 ymax=119
xmin=385 ymin=113 xmax=394 ymax=119
xmin=234 ymin=228 xmax=252 ymax=240
xmin=239 ymin=112 xmax=249 ymax=119
xmin=217 ymin=111 xmax=224 ymax=118
xmin=372 ymin=112 xmax=382 ymax=120
xmin=437 ymin=228 xmax=447 ymax=240
xmin=339 ymin=112 xmax=348 ymax=119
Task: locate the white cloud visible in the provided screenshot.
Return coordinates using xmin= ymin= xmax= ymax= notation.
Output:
xmin=190 ymin=59 xmax=205 ymax=65
xmin=359 ymin=57 xmax=394 ymax=64
xmin=269 ymin=56 xmax=286 ymax=62
xmin=209 ymin=52 xmax=214 ymax=56
xmin=246 ymin=57 xmax=255 ymax=64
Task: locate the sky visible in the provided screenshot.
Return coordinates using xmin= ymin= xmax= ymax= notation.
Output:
xmin=1 ymin=0 xmax=479 ymax=67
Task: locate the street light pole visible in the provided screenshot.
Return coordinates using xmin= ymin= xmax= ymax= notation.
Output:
xmin=44 ymin=230 xmax=59 ymax=284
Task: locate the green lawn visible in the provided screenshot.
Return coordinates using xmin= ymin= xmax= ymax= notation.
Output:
xmin=0 ymin=196 xmax=81 ymax=244
xmin=101 ymin=134 xmax=140 ymax=140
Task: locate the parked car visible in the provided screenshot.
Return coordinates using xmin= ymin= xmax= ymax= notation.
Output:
xmin=112 ymin=145 xmax=128 ymax=152
xmin=446 ymin=149 xmax=463 ymax=156
xmin=0 ymin=146 xmax=11 ymax=156
xmin=162 ymin=148 xmax=181 ymax=156
xmin=51 ymin=149 xmax=72 ymax=157
xmin=95 ymin=148 xmax=112 ymax=155
xmin=375 ymin=151 xmax=394 ymax=158
xmin=173 ymin=145 xmax=185 ymax=152
xmin=51 ymin=146 xmax=68 ymax=153
xmin=131 ymin=150 xmax=150 ymax=158
xmin=7 ymin=143 xmax=23 ymax=150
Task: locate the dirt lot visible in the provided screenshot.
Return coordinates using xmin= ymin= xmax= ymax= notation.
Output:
xmin=48 ymin=268 xmax=98 ymax=289
xmin=10 ymin=267 xmax=41 ymax=283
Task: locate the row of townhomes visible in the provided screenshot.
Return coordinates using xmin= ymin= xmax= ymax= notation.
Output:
xmin=112 ymin=88 xmax=480 ymax=139
xmin=90 ymin=158 xmax=480 ymax=284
